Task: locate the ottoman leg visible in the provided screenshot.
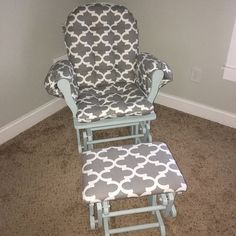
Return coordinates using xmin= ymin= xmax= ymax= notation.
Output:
xmin=96 ymin=202 xmax=103 ymax=227
xmin=102 ymin=201 xmax=111 ymax=236
xmin=155 ymin=208 xmax=166 ymax=236
xmin=161 ymin=193 xmax=177 ymax=217
xmin=89 ymin=203 xmax=96 ymax=230
xmin=148 ymin=195 xmax=166 ymax=236
xmin=148 ymin=195 xmax=157 ymax=214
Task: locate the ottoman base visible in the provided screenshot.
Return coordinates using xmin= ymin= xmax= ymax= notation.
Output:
xmin=89 ymin=193 xmax=177 ymax=236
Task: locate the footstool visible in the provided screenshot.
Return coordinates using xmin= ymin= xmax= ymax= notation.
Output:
xmin=81 ymin=142 xmax=187 ymax=236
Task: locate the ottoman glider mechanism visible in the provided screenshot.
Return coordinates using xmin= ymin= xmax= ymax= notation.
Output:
xmin=81 ymin=142 xmax=187 ymax=236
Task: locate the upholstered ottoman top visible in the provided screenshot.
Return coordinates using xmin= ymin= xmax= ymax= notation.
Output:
xmin=82 ymin=142 xmax=187 ymax=203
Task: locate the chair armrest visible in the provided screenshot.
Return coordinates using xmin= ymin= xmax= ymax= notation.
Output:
xmin=44 ymin=60 xmax=77 ymax=99
xmin=135 ymin=53 xmax=173 ymax=100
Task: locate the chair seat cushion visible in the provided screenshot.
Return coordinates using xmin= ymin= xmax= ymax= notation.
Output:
xmin=82 ymin=142 xmax=187 ymax=203
xmin=76 ymin=82 xmax=153 ymax=123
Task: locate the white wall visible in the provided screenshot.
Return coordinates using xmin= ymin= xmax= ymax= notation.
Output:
xmin=0 ymin=0 xmax=79 ymax=127
xmin=223 ymin=19 xmax=236 ymax=82
xmin=83 ymin=0 xmax=236 ymax=114
xmin=1 ymin=0 xmax=236 ymax=130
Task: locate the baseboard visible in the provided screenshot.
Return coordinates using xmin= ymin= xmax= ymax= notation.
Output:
xmin=156 ymin=92 xmax=236 ymax=129
xmin=1 ymin=93 xmax=235 ymax=145
xmin=0 ymin=98 xmax=66 ymax=145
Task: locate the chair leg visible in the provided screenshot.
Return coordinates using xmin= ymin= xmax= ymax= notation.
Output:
xmin=87 ymin=128 xmax=94 ymax=150
xmin=130 ymin=125 xmax=134 ymax=135
xmin=140 ymin=122 xmax=146 ymax=142
xmin=135 ymin=124 xmax=140 ymax=144
xmin=146 ymin=121 xmax=152 ymax=142
xmin=83 ymin=130 xmax=88 ymax=151
xmin=140 ymin=121 xmax=152 ymax=143
xmin=76 ymin=129 xmax=83 ymax=153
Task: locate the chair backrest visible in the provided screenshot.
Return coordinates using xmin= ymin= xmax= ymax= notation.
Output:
xmin=64 ymin=3 xmax=139 ymax=88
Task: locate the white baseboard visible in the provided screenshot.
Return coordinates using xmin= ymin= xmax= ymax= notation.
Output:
xmin=156 ymin=92 xmax=236 ymax=129
xmin=0 ymin=98 xmax=66 ymax=145
xmin=1 ymin=93 xmax=235 ymax=145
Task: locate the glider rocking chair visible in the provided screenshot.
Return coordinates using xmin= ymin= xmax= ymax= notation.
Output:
xmin=44 ymin=3 xmax=173 ymax=152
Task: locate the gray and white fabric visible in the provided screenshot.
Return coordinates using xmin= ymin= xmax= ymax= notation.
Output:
xmin=44 ymin=3 xmax=173 ymax=123
xmin=45 ymin=60 xmax=78 ymax=99
xmin=82 ymin=142 xmax=187 ymax=203
xmin=64 ymin=3 xmax=138 ymax=88
xmin=77 ymin=82 xmax=153 ymax=122
xmin=136 ymin=53 xmax=173 ymax=95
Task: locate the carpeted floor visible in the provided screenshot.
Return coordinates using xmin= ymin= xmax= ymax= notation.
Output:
xmin=0 ymin=105 xmax=236 ymax=236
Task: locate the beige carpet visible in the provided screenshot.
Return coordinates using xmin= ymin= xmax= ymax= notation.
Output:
xmin=0 ymin=105 xmax=236 ymax=236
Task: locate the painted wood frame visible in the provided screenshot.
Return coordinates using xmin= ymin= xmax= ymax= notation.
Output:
xmin=88 ymin=192 xmax=177 ymax=236
xmin=57 ymin=70 xmax=164 ymax=152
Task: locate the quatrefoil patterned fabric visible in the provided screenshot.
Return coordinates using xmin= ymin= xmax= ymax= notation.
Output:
xmin=136 ymin=53 xmax=173 ymax=94
xmin=76 ymin=82 xmax=153 ymax=122
xmin=64 ymin=3 xmax=138 ymax=88
xmin=44 ymin=60 xmax=78 ymax=99
xmin=82 ymin=142 xmax=187 ymax=203
xmin=44 ymin=3 xmax=173 ymax=123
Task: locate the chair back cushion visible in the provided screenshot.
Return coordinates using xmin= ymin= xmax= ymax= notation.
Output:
xmin=64 ymin=3 xmax=139 ymax=88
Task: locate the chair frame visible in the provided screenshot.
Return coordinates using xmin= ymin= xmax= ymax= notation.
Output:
xmin=57 ymin=70 xmax=164 ymax=152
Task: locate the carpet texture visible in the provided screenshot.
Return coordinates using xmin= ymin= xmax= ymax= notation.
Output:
xmin=0 ymin=105 xmax=236 ymax=236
